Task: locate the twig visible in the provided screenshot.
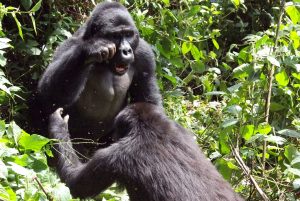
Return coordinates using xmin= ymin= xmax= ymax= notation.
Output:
xmin=232 ymin=148 xmax=270 ymax=201
xmin=34 ymin=177 xmax=53 ymax=201
xmin=262 ymin=0 xmax=285 ymax=175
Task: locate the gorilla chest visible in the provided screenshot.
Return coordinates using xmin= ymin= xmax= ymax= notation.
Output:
xmin=76 ymin=67 xmax=134 ymax=120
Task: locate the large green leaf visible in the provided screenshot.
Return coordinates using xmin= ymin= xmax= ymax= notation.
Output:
xmin=275 ymin=70 xmax=289 ymax=86
xmin=19 ymin=133 xmax=50 ymax=152
xmin=240 ymin=125 xmax=254 ymax=141
xmin=286 ymin=5 xmax=300 ymax=24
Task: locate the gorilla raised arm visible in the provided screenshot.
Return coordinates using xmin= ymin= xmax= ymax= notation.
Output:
xmin=32 ymin=2 xmax=161 ymax=155
xmin=49 ymin=104 xmax=244 ymax=201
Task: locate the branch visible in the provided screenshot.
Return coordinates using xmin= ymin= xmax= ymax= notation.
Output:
xmin=232 ymin=148 xmax=270 ymax=201
xmin=34 ymin=177 xmax=53 ymax=201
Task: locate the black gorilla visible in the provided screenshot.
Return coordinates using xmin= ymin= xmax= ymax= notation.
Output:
xmin=49 ymin=104 xmax=244 ymax=201
xmin=32 ymin=2 xmax=161 ymax=156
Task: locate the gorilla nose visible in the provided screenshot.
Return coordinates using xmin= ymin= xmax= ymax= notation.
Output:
xmin=120 ymin=41 xmax=134 ymax=63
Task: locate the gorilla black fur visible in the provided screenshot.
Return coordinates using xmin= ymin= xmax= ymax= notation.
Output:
xmin=32 ymin=2 xmax=161 ymax=156
xmin=49 ymin=103 xmax=244 ymax=201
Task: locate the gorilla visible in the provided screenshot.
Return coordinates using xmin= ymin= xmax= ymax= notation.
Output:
xmin=49 ymin=104 xmax=244 ymax=201
xmin=32 ymin=2 xmax=161 ymax=156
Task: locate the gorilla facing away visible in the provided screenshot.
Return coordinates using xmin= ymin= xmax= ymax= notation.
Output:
xmin=32 ymin=2 xmax=161 ymax=156
xmin=49 ymin=104 xmax=244 ymax=201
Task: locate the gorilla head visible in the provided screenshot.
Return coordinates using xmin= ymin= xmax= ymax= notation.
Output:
xmin=83 ymin=2 xmax=139 ymax=75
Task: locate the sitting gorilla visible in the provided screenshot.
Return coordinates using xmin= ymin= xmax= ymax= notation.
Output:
xmin=32 ymin=2 xmax=161 ymax=156
xmin=49 ymin=104 xmax=244 ymax=201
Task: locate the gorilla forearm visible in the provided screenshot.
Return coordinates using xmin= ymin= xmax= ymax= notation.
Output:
xmin=130 ymin=39 xmax=162 ymax=106
xmin=49 ymin=112 xmax=115 ymax=197
xmin=38 ymin=38 xmax=92 ymax=108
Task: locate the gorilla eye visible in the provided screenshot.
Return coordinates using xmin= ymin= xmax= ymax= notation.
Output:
xmin=124 ymin=31 xmax=134 ymax=37
xmin=111 ymin=33 xmax=121 ymax=39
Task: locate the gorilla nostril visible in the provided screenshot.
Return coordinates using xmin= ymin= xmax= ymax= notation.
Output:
xmin=122 ymin=49 xmax=128 ymax=55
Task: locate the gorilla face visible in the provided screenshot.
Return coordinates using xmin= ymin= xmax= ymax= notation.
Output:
xmin=84 ymin=6 xmax=139 ymax=75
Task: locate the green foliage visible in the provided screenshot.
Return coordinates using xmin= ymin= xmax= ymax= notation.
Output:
xmin=0 ymin=121 xmax=74 ymax=201
xmin=1 ymin=0 xmax=300 ymax=200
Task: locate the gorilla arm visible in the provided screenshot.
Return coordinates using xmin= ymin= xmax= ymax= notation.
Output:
xmin=38 ymin=38 xmax=90 ymax=109
xmin=37 ymin=37 xmax=116 ymax=111
xmin=129 ymin=39 xmax=162 ymax=106
xmin=49 ymin=109 xmax=117 ymax=198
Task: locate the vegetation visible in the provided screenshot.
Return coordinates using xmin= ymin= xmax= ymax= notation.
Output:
xmin=0 ymin=0 xmax=300 ymax=200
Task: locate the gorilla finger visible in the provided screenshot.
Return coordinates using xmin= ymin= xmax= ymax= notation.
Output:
xmin=101 ymin=48 xmax=109 ymax=60
xmin=56 ymin=108 xmax=63 ymax=115
xmin=63 ymin=115 xmax=69 ymax=123
xmin=108 ymin=44 xmax=116 ymax=59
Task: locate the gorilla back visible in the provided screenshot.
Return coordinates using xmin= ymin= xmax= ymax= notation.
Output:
xmin=32 ymin=2 xmax=161 ymax=154
xmin=49 ymin=103 xmax=244 ymax=201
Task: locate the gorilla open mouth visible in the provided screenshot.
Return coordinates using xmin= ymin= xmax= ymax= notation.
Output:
xmin=114 ymin=64 xmax=128 ymax=75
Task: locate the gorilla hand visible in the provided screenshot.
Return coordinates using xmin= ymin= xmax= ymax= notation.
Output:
xmin=49 ymin=108 xmax=70 ymax=140
xmin=84 ymin=39 xmax=116 ymax=64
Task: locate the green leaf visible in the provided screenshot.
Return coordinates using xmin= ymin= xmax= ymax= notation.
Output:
xmin=284 ymin=145 xmax=299 ymax=163
xmin=278 ymin=129 xmax=300 ymax=138
xmin=19 ymin=133 xmax=50 ymax=152
xmin=0 ymin=38 xmax=11 ymax=50
xmin=286 ymin=167 xmax=300 ymax=177
xmin=215 ymin=159 xmax=232 ymax=181
xmin=293 ymin=178 xmax=300 ymax=190
xmin=292 ymin=72 xmax=300 ymax=80
xmin=181 ymin=42 xmax=192 ymax=55
xmin=31 ymin=158 xmax=48 ymax=172
xmin=30 ymin=0 xmax=42 ymax=12
xmin=0 ymin=120 xmax=5 ymax=137
xmin=275 ymin=70 xmax=289 ymax=86
xmin=29 ymin=47 xmax=41 ymax=55
xmin=191 ymin=60 xmax=205 ymax=73
xmin=6 ymin=122 xmax=22 ymax=145
xmin=291 ymin=156 xmax=300 ymax=166
xmin=233 ymin=63 xmax=252 ymax=79
xmin=246 ymin=134 xmax=264 ymax=144
xmin=52 ymin=183 xmax=72 ymax=201
xmin=240 ymin=125 xmax=254 ymax=141
xmin=270 ymin=102 xmax=285 ymax=112
xmin=237 ymin=46 xmax=250 ymax=63
xmin=219 ymin=129 xmax=231 ymax=154
xmin=226 ymin=105 xmax=242 ymax=116
xmin=191 ymin=44 xmax=201 ymax=61
xmin=0 ymin=185 xmax=17 ymax=201
xmin=205 ymin=91 xmax=226 ymax=96
xmin=0 ymin=160 xmax=8 ymax=179
xmin=255 ymin=35 xmax=269 ymax=48
xmin=285 ymin=5 xmax=300 ymax=24
xmin=265 ymin=135 xmax=286 ymax=145
xmin=13 ymin=154 xmax=30 ymax=166
xmin=7 ymin=162 xmax=33 ymax=177
xmin=212 ymin=38 xmax=219 ymax=50
xmin=21 ymin=0 xmax=32 ymax=11
xmin=11 ymin=13 xmax=23 ymax=40
xmin=221 ymin=119 xmax=239 ymax=128
xmin=290 ymin=30 xmax=300 ymax=49
xmin=0 ymin=54 xmax=7 ymax=66
xmin=231 ymin=0 xmax=240 ymax=7
xmin=257 ymin=123 xmax=272 ymax=135
xmin=30 ymin=13 xmax=37 ymax=35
